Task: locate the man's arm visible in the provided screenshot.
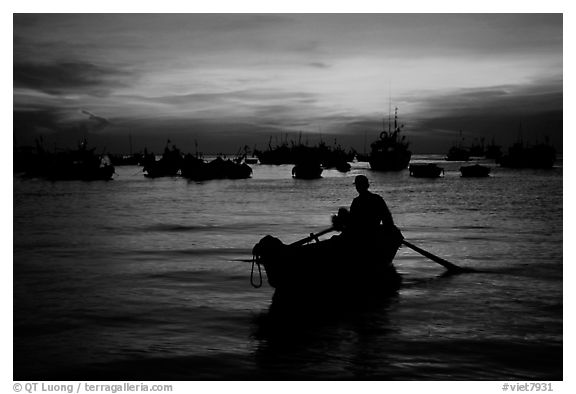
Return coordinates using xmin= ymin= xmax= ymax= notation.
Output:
xmin=379 ymin=196 xmax=394 ymax=227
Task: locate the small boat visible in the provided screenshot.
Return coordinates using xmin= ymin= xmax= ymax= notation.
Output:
xmin=292 ymin=162 xmax=323 ymax=179
xmin=499 ymin=141 xmax=556 ymax=169
xmin=460 ymin=164 xmax=491 ymax=177
xmin=335 ymin=161 xmax=352 ymax=173
xmin=445 ymin=130 xmax=471 ymax=161
xmin=181 ymin=156 xmax=252 ymax=181
xmin=20 ymin=139 xmax=115 ymax=181
xmin=317 ymin=141 xmax=355 ymax=171
xmin=409 ymin=163 xmax=444 ymax=178
xmin=484 ymin=141 xmax=502 ymax=161
xmin=445 ymin=146 xmax=470 ymax=161
xmin=143 ymin=144 xmax=182 ymax=178
xmin=251 ymin=226 xmax=403 ymax=297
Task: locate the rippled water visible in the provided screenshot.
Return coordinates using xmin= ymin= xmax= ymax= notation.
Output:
xmin=13 ymin=155 xmax=562 ymax=380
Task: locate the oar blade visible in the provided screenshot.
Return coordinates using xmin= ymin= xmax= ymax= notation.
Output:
xmin=401 ymin=240 xmax=475 ymax=273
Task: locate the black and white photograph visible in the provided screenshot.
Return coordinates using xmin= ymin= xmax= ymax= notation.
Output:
xmin=12 ymin=8 xmax=564 ymax=384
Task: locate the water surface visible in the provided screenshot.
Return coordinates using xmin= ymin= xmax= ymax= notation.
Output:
xmin=13 ymin=156 xmax=562 ymax=380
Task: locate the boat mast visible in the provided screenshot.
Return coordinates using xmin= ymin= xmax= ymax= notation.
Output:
xmin=388 ymin=84 xmax=392 ymax=134
xmin=388 ymin=100 xmax=392 ymax=134
xmin=128 ymin=131 xmax=133 ymax=156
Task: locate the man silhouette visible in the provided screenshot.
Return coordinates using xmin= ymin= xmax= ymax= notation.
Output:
xmin=349 ymin=175 xmax=394 ymax=233
xmin=329 ymin=174 xmax=402 ymax=264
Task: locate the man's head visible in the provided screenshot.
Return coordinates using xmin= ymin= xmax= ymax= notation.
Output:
xmin=354 ymin=175 xmax=370 ymax=193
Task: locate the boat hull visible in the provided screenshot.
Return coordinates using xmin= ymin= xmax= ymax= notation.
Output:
xmin=369 ymin=150 xmax=411 ymax=171
xmin=409 ymin=163 xmax=443 ymax=178
xmin=460 ymin=164 xmax=491 ymax=177
xmin=291 ymin=164 xmax=323 ymax=179
xmin=252 ymin=228 xmax=403 ymax=296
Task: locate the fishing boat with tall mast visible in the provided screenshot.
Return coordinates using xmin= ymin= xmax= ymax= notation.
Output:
xmin=368 ymin=107 xmax=412 ymax=171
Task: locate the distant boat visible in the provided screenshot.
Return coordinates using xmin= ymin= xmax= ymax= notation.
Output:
xmin=368 ymin=107 xmax=412 ymax=171
xmin=292 ymin=161 xmax=323 ymax=179
xmin=181 ymin=155 xmax=252 ymax=181
xmin=254 ymin=139 xmax=293 ymax=165
xmin=468 ymin=139 xmax=486 ymax=157
xmin=409 ymin=163 xmax=444 ymax=178
xmin=334 ymin=161 xmax=351 ymax=173
xmin=445 ymin=130 xmax=471 ymax=161
xmin=142 ymin=143 xmax=183 ymax=178
xmin=460 ymin=164 xmax=491 ymax=177
xmin=445 ymin=146 xmax=471 ymax=161
xmin=355 ymin=153 xmax=370 ymax=162
xmin=484 ymin=138 xmax=502 ymax=161
xmin=254 ymin=137 xmax=355 ymax=168
xmin=499 ymin=140 xmax=556 ymax=169
xmin=109 ymin=153 xmax=144 ymax=166
xmin=20 ymin=139 xmax=115 ymax=181
xmin=317 ymin=141 xmax=355 ymax=171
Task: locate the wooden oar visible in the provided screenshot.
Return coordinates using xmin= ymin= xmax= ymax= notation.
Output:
xmin=289 ymin=227 xmax=474 ymax=273
xmin=233 ymin=227 xmax=337 ymax=262
xmin=242 ymin=225 xmax=475 ymax=274
xmin=401 ymin=239 xmax=475 ymax=273
xmin=289 ymin=226 xmax=336 ymax=247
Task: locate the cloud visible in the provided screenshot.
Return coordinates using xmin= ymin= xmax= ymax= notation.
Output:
xmin=13 ymin=61 xmax=134 ymax=95
xmin=307 ymin=62 xmax=330 ymax=69
xmin=411 ymin=77 xmax=562 ymax=124
xmin=14 ymin=105 xmax=114 ymax=143
xmin=12 ymin=14 xmax=563 ymax=155
xmin=397 ymin=78 xmax=563 ymax=151
xmin=80 ymin=109 xmax=112 ymax=131
xmin=13 ymin=108 xmax=64 ymax=136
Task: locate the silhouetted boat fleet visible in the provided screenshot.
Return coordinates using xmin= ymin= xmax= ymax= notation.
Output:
xmin=14 ymin=109 xmax=558 ymax=181
xmin=14 ymin=139 xmax=115 ymax=181
xmin=442 ymin=132 xmax=557 ymax=170
xmin=138 ymin=145 xmax=253 ymax=180
xmin=498 ymin=140 xmax=556 ymax=169
xmin=445 ymin=135 xmax=502 ymax=162
xmin=253 ymin=138 xmax=354 ymax=179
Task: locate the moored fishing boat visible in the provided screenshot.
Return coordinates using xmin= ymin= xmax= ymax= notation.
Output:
xmin=445 ymin=145 xmax=470 ymax=161
xmin=368 ymin=107 xmax=412 ymax=171
xmin=409 ymin=163 xmax=444 ymax=178
xmin=251 ymin=226 xmax=403 ymax=297
xmin=143 ymin=144 xmax=182 ymax=178
xmin=181 ymin=156 xmax=253 ymax=180
xmin=334 ymin=160 xmax=351 ymax=173
xmin=499 ymin=141 xmax=556 ymax=169
xmin=291 ymin=161 xmax=323 ymax=179
xmin=460 ymin=164 xmax=491 ymax=177
xmin=20 ymin=139 xmax=115 ymax=181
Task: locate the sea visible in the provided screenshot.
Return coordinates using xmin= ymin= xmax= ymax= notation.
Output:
xmin=13 ymin=154 xmax=563 ymax=381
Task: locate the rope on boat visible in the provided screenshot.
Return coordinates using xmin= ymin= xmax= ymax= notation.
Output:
xmin=250 ymin=254 xmax=263 ymax=288
xmin=251 ymin=235 xmax=283 ymax=288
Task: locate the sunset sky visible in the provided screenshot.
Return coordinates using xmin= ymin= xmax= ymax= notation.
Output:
xmin=13 ymin=13 xmax=563 ymax=154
